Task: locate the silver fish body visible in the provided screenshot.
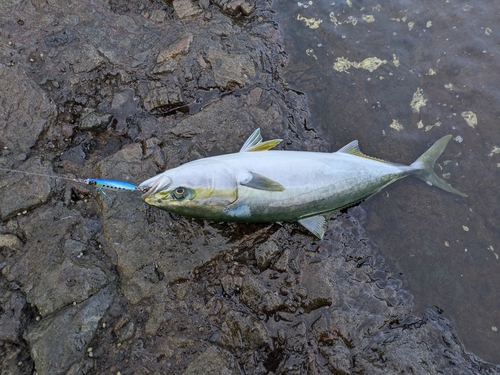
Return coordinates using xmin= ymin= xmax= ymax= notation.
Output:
xmin=139 ymin=129 xmax=466 ymax=238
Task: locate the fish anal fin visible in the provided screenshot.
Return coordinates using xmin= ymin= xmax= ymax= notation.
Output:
xmin=298 ymin=215 xmax=328 ymax=239
xmin=240 ymin=171 xmax=285 ymax=191
xmin=245 ymin=139 xmax=283 ymax=152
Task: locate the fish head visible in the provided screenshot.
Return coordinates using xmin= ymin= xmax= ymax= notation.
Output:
xmin=139 ymin=159 xmax=238 ymax=219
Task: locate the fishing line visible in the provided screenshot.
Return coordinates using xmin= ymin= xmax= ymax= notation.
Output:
xmin=0 ymin=165 xmax=148 ymax=203
xmin=0 ymin=166 xmax=81 ymax=183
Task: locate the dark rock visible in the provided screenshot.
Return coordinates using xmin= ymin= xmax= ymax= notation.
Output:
xmin=320 ymin=343 xmax=352 ymax=375
xmin=0 ymin=292 xmax=28 ymax=343
xmin=182 ymin=346 xmax=242 ymax=375
xmin=77 ymin=110 xmax=113 ymax=131
xmin=205 ymin=46 xmax=255 ymax=88
xmin=44 ymin=28 xmax=76 ymax=47
xmin=272 ymin=247 xmax=290 ymax=272
xmin=220 ymin=310 xmax=270 ymax=350
xmin=300 ymin=260 xmax=334 ymax=313
xmin=173 ymin=0 xmax=203 ymax=19
xmin=0 ymin=158 xmax=54 ymax=220
xmin=0 ymin=65 xmax=57 ymax=152
xmin=240 ymin=273 xmax=282 ymax=313
xmin=26 ymin=284 xmax=116 ymax=375
xmin=254 ymin=240 xmax=281 ymax=270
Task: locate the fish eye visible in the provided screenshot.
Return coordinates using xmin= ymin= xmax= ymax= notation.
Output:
xmin=172 ymin=187 xmax=188 ymax=200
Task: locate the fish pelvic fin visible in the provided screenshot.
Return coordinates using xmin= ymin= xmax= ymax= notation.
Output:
xmin=411 ymin=135 xmax=468 ymax=197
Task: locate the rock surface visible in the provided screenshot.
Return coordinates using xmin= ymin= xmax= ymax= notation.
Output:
xmin=0 ymin=1 xmax=498 ymax=374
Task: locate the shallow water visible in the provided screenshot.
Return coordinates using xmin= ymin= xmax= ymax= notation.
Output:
xmin=272 ymin=0 xmax=500 ymax=364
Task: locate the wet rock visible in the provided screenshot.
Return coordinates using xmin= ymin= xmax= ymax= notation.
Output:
xmin=0 ymin=65 xmax=57 ymax=152
xmin=60 ymin=145 xmax=87 ymax=164
xmin=213 ymin=0 xmax=256 ymax=16
xmin=272 ymin=247 xmax=290 ymax=272
xmin=220 ymin=310 xmax=270 ymax=349
xmin=143 ymin=81 xmax=184 ymax=111
xmin=77 ymin=110 xmax=113 ymax=131
xmin=69 ymin=44 xmax=106 ymax=73
xmin=0 ymin=292 xmax=28 ymax=343
xmin=205 ymin=46 xmax=255 ymax=88
xmin=26 ymin=284 xmax=115 ymax=375
xmin=0 ymin=233 xmax=23 ymax=251
xmin=183 ymin=345 xmax=242 ymax=375
xmin=285 ymin=321 xmax=307 ymax=352
xmin=220 ymin=273 xmax=243 ymax=296
xmin=240 ymin=272 xmax=282 ymax=313
xmin=8 ymin=206 xmax=110 ymax=316
xmin=156 ymin=34 xmax=194 ymax=64
xmin=44 ymin=28 xmax=76 ymax=47
xmin=310 ymin=314 xmax=332 ymax=344
xmin=173 ymin=0 xmax=203 ymax=19
xmin=254 ymin=240 xmax=281 ymax=270
xmin=0 ymin=158 xmax=55 ymax=220
xmin=319 ymin=343 xmax=352 ymax=375
xmin=300 ymin=260 xmax=334 ymax=313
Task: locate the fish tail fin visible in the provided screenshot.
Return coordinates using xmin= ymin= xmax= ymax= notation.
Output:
xmin=411 ymin=135 xmax=468 ymax=197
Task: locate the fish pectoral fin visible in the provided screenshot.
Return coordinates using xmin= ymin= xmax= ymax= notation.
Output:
xmin=240 ymin=171 xmax=285 ymax=191
xmin=298 ymin=215 xmax=329 ymax=239
xmin=239 ymin=128 xmax=282 ymax=152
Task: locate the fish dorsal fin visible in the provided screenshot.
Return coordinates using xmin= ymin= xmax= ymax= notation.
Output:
xmin=298 ymin=215 xmax=328 ymax=239
xmin=245 ymin=139 xmax=283 ymax=152
xmin=240 ymin=128 xmax=263 ymax=152
xmin=240 ymin=128 xmax=282 ymax=152
xmin=337 ymin=140 xmax=397 ymax=165
xmin=240 ymin=171 xmax=285 ymax=191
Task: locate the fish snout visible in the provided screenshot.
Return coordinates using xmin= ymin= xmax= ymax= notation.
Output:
xmin=138 ymin=175 xmax=172 ymax=199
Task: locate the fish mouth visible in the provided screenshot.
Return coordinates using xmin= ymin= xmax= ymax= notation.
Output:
xmin=138 ymin=175 xmax=172 ymax=199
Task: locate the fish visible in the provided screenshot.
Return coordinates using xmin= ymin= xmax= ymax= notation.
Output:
xmin=139 ymin=129 xmax=466 ymax=239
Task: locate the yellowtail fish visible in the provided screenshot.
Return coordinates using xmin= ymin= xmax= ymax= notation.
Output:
xmin=139 ymin=129 xmax=466 ymax=238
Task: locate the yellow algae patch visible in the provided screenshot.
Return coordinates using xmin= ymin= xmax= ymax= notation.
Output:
xmin=306 ymin=48 xmax=317 ymax=60
xmin=489 ymin=245 xmax=499 ymax=260
xmin=462 ymin=225 xmax=469 ymax=232
xmin=297 ymin=14 xmax=322 ymax=29
xmin=372 ymin=4 xmax=381 ymax=12
xmin=408 ymin=22 xmax=414 ymax=31
xmin=390 ymin=119 xmax=404 ymax=132
xmin=485 ymin=27 xmax=492 ymax=36
xmin=444 ymin=83 xmax=454 ymax=90
xmin=358 ymin=57 xmax=387 ymax=71
xmin=329 ymin=13 xmax=340 ymax=26
xmin=410 ymin=87 xmax=427 ymax=113
xmin=425 ymin=121 xmax=441 ymax=132
xmin=362 ymin=15 xmax=375 ymax=23
xmin=333 ymin=57 xmax=387 ymax=73
xmin=461 ymin=111 xmax=477 ymax=127
xmin=488 ymin=146 xmax=500 ymax=157
xmin=392 ymin=54 xmax=400 ymax=67
xmin=427 ymin=69 xmax=437 ymax=75
xmin=426 ymin=21 xmax=433 ymax=28
xmin=346 ymin=0 xmax=352 ymax=7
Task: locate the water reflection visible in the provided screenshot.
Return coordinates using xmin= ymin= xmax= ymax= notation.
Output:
xmin=273 ymin=0 xmax=500 ymax=364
